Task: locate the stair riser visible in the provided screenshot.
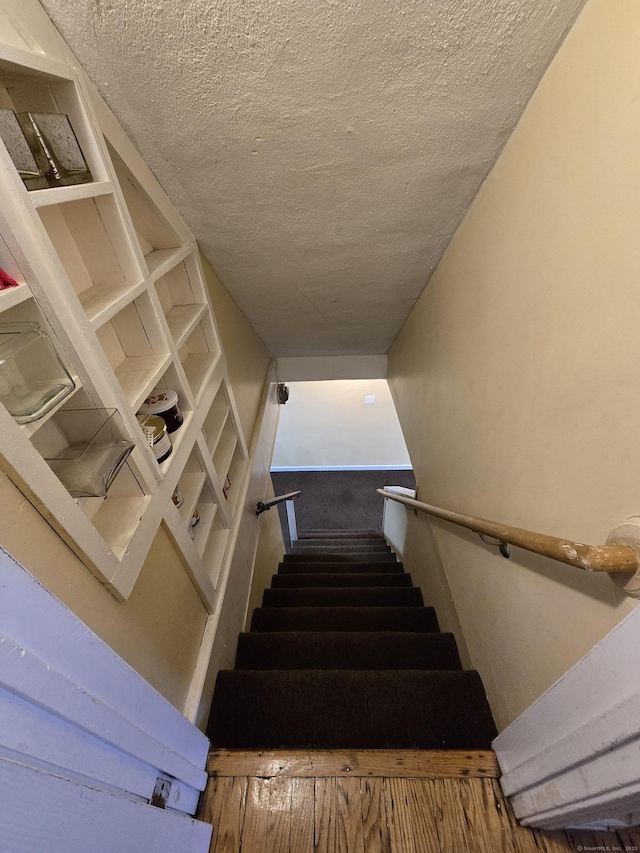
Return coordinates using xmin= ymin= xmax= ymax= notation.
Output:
xmin=297 ymin=530 xmax=380 ymax=539
xmin=278 ymin=562 xmax=405 ymax=574
xmin=288 ymin=548 xmax=391 ymax=556
xmin=250 ymin=606 xmax=440 ymax=633
xmin=235 ymin=632 xmax=462 ymax=671
xmin=271 ymin=573 xmax=412 ymax=588
xmin=262 ymin=588 xmax=424 ymax=608
xmin=282 ymin=552 xmax=397 ymax=563
xmin=291 ymin=540 xmax=388 ymax=549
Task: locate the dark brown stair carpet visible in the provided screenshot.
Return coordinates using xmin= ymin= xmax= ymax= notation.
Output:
xmin=250 ymin=606 xmax=440 ymax=633
xmin=262 ymin=586 xmax=424 ymax=608
xmin=208 ymin=670 xmax=497 ymax=749
xmin=206 ymin=532 xmax=497 ymax=750
xmin=292 ymin=538 xmax=387 ymax=549
xmin=289 ymin=542 xmax=391 ymax=553
xmin=283 ymin=551 xmax=398 ymax=563
xmin=278 ymin=560 xmax=405 ymax=574
xmin=234 ymin=632 xmax=462 ymax=671
xmin=297 ymin=529 xmax=380 ymax=538
xmin=270 ymin=572 xmax=413 ymax=588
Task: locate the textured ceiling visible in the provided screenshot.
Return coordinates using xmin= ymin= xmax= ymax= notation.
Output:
xmin=42 ymin=0 xmax=585 ymax=357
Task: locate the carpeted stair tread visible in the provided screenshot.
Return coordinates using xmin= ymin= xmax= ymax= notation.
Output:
xmin=288 ymin=548 xmax=392 ymax=557
xmin=278 ymin=560 xmax=405 ymax=574
xmin=262 ymin=586 xmax=424 ymax=608
xmin=234 ymin=631 xmax=462 ymax=671
xmin=288 ymin=547 xmax=391 ymax=556
xmin=250 ymin=606 xmax=440 ymax=633
xmin=292 ymin=538 xmax=387 ymax=549
xmin=297 ymin=529 xmax=380 ymax=538
xmin=271 ymin=572 xmax=413 ymax=588
xmin=283 ymin=551 xmax=398 ymax=563
xmin=207 ymin=669 xmax=497 ymax=749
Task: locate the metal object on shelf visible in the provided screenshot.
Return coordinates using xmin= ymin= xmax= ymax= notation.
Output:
xmin=0 ymin=322 xmax=75 ymax=423
xmin=16 ymin=111 xmax=92 ymax=187
xmin=0 ymin=109 xmax=48 ymax=190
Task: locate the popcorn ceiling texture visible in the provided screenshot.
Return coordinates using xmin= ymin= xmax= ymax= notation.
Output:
xmin=41 ymin=0 xmax=585 ymax=356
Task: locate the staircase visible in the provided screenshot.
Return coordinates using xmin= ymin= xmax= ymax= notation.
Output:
xmin=206 ymin=531 xmax=497 ymax=749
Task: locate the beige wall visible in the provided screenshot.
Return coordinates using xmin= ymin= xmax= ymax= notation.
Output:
xmin=272 ymin=379 xmax=411 ymax=469
xmin=388 ymin=0 xmax=638 ymax=730
xmin=202 ymin=257 xmax=273 ymax=445
xmin=245 ymin=477 xmax=287 ymax=629
xmin=0 ymin=470 xmax=207 ymax=709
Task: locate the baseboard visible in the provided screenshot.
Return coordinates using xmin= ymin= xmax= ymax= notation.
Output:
xmin=270 ymin=465 xmax=413 ymax=472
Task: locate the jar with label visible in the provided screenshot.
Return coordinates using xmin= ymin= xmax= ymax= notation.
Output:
xmin=136 ymin=413 xmax=172 ymax=463
xmin=138 ymin=388 xmax=183 ymax=433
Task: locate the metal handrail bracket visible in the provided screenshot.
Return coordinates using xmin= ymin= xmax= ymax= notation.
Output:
xmin=256 ymin=490 xmax=301 ymax=516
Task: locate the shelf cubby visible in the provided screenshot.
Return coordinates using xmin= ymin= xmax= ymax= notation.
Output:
xmin=37 ymin=193 xmax=143 ymax=328
xmin=178 ymin=314 xmax=220 ymax=403
xmin=191 ymin=479 xmax=217 ymax=558
xmin=0 ymin=232 xmax=31 ymax=311
xmin=202 ymin=381 xmax=230 ymax=457
xmin=177 ymin=467 xmax=206 ymax=531
xmin=154 ymin=256 xmax=207 ymax=349
xmin=0 ymin=47 xmax=109 ymax=187
xmin=82 ymin=461 xmax=152 ymax=560
xmin=94 ymin=290 xmax=171 ymax=409
xmin=212 ymin=417 xmax=237 ymax=483
xmin=201 ymin=519 xmax=229 ymax=587
xmin=106 ymin=141 xmax=184 ymax=263
xmin=223 ymin=447 xmax=245 ymax=514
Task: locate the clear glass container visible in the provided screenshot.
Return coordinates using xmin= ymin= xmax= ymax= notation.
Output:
xmin=43 ymin=408 xmax=135 ymax=498
xmin=0 ymin=322 xmax=75 ymax=423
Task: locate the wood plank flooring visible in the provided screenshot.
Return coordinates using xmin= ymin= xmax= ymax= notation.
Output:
xmin=198 ymin=750 xmax=638 ymax=852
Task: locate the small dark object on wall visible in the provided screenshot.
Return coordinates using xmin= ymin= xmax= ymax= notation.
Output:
xmin=277 ymin=383 xmax=290 ymax=404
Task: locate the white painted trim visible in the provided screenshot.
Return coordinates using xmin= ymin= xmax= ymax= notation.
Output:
xmin=0 ymin=757 xmax=211 ymax=853
xmin=494 ymin=603 xmax=640 ymax=829
xmin=270 ymin=465 xmax=413 ymax=472
xmin=182 ymin=362 xmax=280 ymax=723
xmin=383 ymin=486 xmax=417 ymax=498
xmin=286 ymin=499 xmax=298 ymax=542
xmin=0 ymin=547 xmax=209 ymax=801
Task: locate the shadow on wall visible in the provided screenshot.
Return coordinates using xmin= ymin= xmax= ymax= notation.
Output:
xmin=271 ymin=470 xmax=416 ymax=546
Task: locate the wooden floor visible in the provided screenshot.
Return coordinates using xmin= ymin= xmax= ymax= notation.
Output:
xmin=197 ymin=750 xmax=638 ymax=852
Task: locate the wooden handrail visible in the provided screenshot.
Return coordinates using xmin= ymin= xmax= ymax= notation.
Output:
xmin=377 ymin=489 xmax=638 ymax=574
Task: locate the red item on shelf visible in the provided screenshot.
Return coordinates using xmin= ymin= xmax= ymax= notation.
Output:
xmin=0 ymin=267 xmax=19 ymax=289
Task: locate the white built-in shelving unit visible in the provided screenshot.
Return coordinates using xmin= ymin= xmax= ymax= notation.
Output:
xmin=0 ymin=41 xmax=248 ymax=609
